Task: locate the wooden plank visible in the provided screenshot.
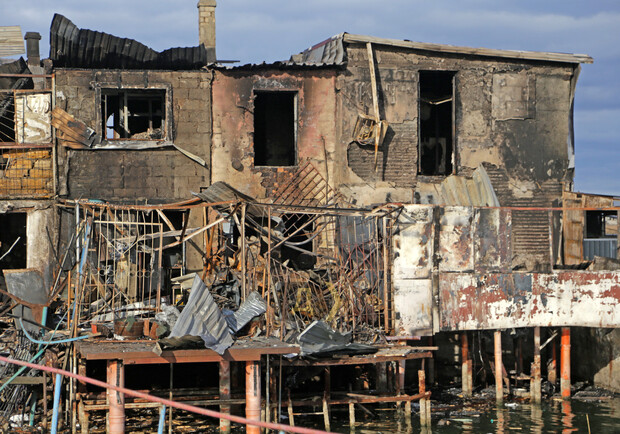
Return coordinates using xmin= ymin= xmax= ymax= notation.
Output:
xmin=344 ymin=34 xmax=593 ymax=64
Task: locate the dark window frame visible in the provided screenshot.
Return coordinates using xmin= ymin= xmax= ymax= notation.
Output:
xmin=95 ymin=84 xmax=173 ymax=148
xmin=418 ymin=70 xmax=456 ymax=177
xmin=252 ymin=90 xmax=298 ymax=167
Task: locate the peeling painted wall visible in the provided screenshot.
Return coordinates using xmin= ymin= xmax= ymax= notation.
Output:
xmin=439 ymin=271 xmax=620 ymax=330
xmin=336 ymin=44 xmax=577 ymax=207
xmin=211 ymin=69 xmax=337 ymax=200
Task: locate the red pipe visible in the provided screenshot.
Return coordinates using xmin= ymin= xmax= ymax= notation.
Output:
xmin=0 ymin=355 xmax=333 ymax=434
xmin=246 ymin=361 xmax=261 ymax=434
xmin=561 ymin=327 xmax=571 ymax=399
xmin=107 ymin=360 xmax=125 ymax=434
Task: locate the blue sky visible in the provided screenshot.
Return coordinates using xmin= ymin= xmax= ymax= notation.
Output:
xmin=3 ymin=1 xmax=619 ymax=195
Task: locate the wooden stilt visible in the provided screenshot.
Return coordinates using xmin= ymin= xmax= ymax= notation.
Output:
xmin=494 ymin=330 xmax=503 ymax=404
xmin=531 ymin=326 xmax=542 ymax=404
xmin=461 ymin=332 xmax=472 ymax=397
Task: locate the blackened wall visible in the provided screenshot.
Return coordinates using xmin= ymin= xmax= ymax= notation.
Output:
xmin=55 ymin=69 xmax=212 ymax=202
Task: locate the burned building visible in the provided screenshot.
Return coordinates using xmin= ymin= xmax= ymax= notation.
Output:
xmin=1 ymin=3 xmax=620 ymax=433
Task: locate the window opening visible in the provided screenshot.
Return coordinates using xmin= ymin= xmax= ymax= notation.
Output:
xmin=584 ymin=210 xmax=618 ymax=260
xmin=253 ymin=91 xmax=296 ymax=166
xmin=101 ymin=89 xmax=165 ymax=140
xmin=419 ymin=71 xmax=454 ymax=176
xmin=0 ymin=213 xmax=27 ymax=280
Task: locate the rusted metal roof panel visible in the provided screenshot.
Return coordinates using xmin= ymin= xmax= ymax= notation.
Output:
xmin=439 ymin=207 xmax=474 ymax=272
xmin=394 ymin=279 xmax=433 ymax=336
xmin=474 ymin=208 xmax=512 ymax=272
xmin=392 ymin=205 xmax=434 ymax=279
xmin=50 ymin=14 xmax=208 ymax=69
xmin=439 ymin=271 xmax=620 ymax=330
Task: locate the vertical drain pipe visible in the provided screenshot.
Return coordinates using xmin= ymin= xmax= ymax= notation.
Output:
xmin=107 ymin=360 xmax=125 ymax=434
xmin=494 ymin=330 xmax=503 ymax=404
xmin=246 ymin=361 xmax=261 ymax=434
xmin=51 ymin=373 xmax=62 ymax=434
xmin=561 ymin=327 xmax=571 ymax=399
xmin=157 ymin=405 xmax=166 ymax=434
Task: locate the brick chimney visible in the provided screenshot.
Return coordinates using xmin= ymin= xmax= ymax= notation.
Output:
xmin=24 ymin=32 xmax=41 ymax=67
xmin=197 ymin=0 xmax=216 ymax=63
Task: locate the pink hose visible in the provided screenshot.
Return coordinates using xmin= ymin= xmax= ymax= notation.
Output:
xmin=0 ymin=355 xmax=334 ymax=434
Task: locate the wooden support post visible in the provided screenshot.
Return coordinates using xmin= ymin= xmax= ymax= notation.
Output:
xmin=287 ymin=391 xmax=295 ymax=427
xmin=376 ymin=363 xmax=387 ymax=392
xmin=418 ymin=370 xmax=430 ymax=427
xmin=78 ymin=398 xmax=88 ymax=434
xmin=531 ymin=326 xmax=542 ymax=404
xmin=349 ymin=402 xmax=355 ymax=429
xmin=494 ymin=330 xmax=503 ymax=404
xmin=561 ymin=327 xmax=571 ymax=399
xmin=548 ymin=335 xmax=558 ymax=385
xmin=240 ymin=204 xmax=247 ymax=300
xmin=106 ymin=360 xmax=124 ymax=434
xmin=461 ymin=332 xmax=472 ymax=397
xmin=219 ymin=361 xmax=231 ymax=433
xmin=323 ymin=367 xmax=331 ymax=431
xmin=245 ymin=361 xmax=261 ymax=434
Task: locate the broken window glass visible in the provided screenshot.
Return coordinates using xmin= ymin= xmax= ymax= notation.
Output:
xmin=101 ymin=89 xmax=165 ymax=140
xmin=253 ymin=91 xmax=297 ymax=166
xmin=419 ymin=71 xmax=454 ymax=176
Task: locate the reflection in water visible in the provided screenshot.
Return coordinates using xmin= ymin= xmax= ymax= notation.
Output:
xmin=309 ymin=397 xmax=620 ymax=434
xmin=562 ymin=400 xmax=577 ymax=433
xmin=531 ymin=402 xmax=543 ymax=434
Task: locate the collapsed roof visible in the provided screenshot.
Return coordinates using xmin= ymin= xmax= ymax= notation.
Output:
xmin=49 ymin=14 xmax=209 ymax=70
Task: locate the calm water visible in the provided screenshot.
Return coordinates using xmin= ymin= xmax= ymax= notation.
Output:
xmin=326 ymin=398 xmax=620 ymax=433
xmin=113 ymin=396 xmax=620 ymax=433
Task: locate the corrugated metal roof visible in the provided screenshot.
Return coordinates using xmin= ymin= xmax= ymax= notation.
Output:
xmin=169 ymin=274 xmax=234 ymax=355
xmin=49 ymin=14 xmax=210 ymax=69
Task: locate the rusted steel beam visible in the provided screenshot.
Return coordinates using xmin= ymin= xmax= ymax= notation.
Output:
xmin=494 ymin=331 xmax=503 ymax=404
xmin=106 ymin=360 xmax=125 ymax=434
xmin=245 ymin=361 xmax=261 ymax=434
xmin=531 ymin=327 xmax=542 ymax=404
xmin=561 ymin=327 xmax=571 ymax=399
xmin=219 ymin=361 xmax=231 ymax=433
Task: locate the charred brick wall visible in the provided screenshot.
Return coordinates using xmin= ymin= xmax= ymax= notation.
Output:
xmin=55 ymin=69 xmax=211 ymax=201
xmin=338 ymin=44 xmax=578 ymax=205
xmin=211 ymin=69 xmax=337 ymax=200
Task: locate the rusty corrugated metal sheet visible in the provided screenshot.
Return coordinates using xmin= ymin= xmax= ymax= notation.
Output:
xmin=474 ymin=208 xmax=512 ymax=272
xmin=439 ymin=206 xmax=474 ymax=272
xmin=392 ymin=206 xmax=434 ymax=335
xmin=439 ymin=271 xmax=620 ymax=330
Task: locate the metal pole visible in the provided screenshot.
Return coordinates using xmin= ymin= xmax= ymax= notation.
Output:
xmin=246 ymin=361 xmax=261 ymax=434
xmin=561 ymin=327 xmax=571 ymax=399
xmin=157 ymin=405 xmax=166 ymax=434
xmin=51 ymin=373 xmax=62 ymax=434
xmin=418 ymin=369 xmax=428 ymax=427
xmin=219 ymin=360 xmax=231 ymax=433
xmin=494 ymin=330 xmax=503 ymax=404
xmin=107 ymin=360 xmax=125 ymax=434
